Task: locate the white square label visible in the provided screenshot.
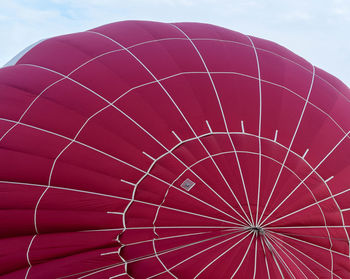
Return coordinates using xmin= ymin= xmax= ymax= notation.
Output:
xmin=181 ymin=178 xmax=196 ymax=191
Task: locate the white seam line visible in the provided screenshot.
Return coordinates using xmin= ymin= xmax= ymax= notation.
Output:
xmin=24 ymin=235 xmax=37 ymax=279
xmin=142 ymin=151 xmax=156 ymax=161
xmin=246 ymin=35 xmax=263 ymax=227
xmin=324 ymin=176 xmax=334 ymax=183
xmin=172 ymin=130 xmax=182 ymax=142
xmin=170 ymin=23 xmax=254 ymax=226
xmin=258 ymin=65 xmax=316 ymax=225
xmin=273 ymin=130 xmax=278 ymax=142
xmin=120 ymin=179 xmax=136 ymax=187
xmin=106 ymin=212 xmax=124 ymax=215
xmin=241 ymin=120 xmax=245 ymax=133
xmin=100 ymin=251 xmax=119 ymax=256
xmin=302 ymin=148 xmax=309 ymax=159
xmin=206 ymin=120 xmax=213 ymax=133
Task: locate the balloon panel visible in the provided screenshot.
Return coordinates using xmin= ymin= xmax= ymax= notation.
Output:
xmin=0 ymin=21 xmax=349 ymax=278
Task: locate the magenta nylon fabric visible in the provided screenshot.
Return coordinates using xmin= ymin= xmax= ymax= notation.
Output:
xmin=0 ymin=21 xmax=350 ymax=278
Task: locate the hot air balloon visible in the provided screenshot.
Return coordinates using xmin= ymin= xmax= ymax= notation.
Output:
xmin=0 ymin=20 xmax=349 ymax=278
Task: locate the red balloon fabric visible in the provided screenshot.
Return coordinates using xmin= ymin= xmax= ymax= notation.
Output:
xmin=0 ymin=21 xmax=350 ymax=278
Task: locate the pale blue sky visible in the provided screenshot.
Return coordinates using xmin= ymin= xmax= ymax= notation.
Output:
xmin=0 ymin=0 xmax=349 ymax=86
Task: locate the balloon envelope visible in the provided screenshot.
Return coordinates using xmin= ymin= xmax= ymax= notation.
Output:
xmin=0 ymin=21 xmax=350 ymax=278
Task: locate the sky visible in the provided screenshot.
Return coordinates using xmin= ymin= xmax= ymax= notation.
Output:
xmin=0 ymin=0 xmax=349 ymax=86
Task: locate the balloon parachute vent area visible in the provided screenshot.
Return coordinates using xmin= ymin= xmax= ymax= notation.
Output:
xmin=0 ymin=20 xmax=349 ymax=279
